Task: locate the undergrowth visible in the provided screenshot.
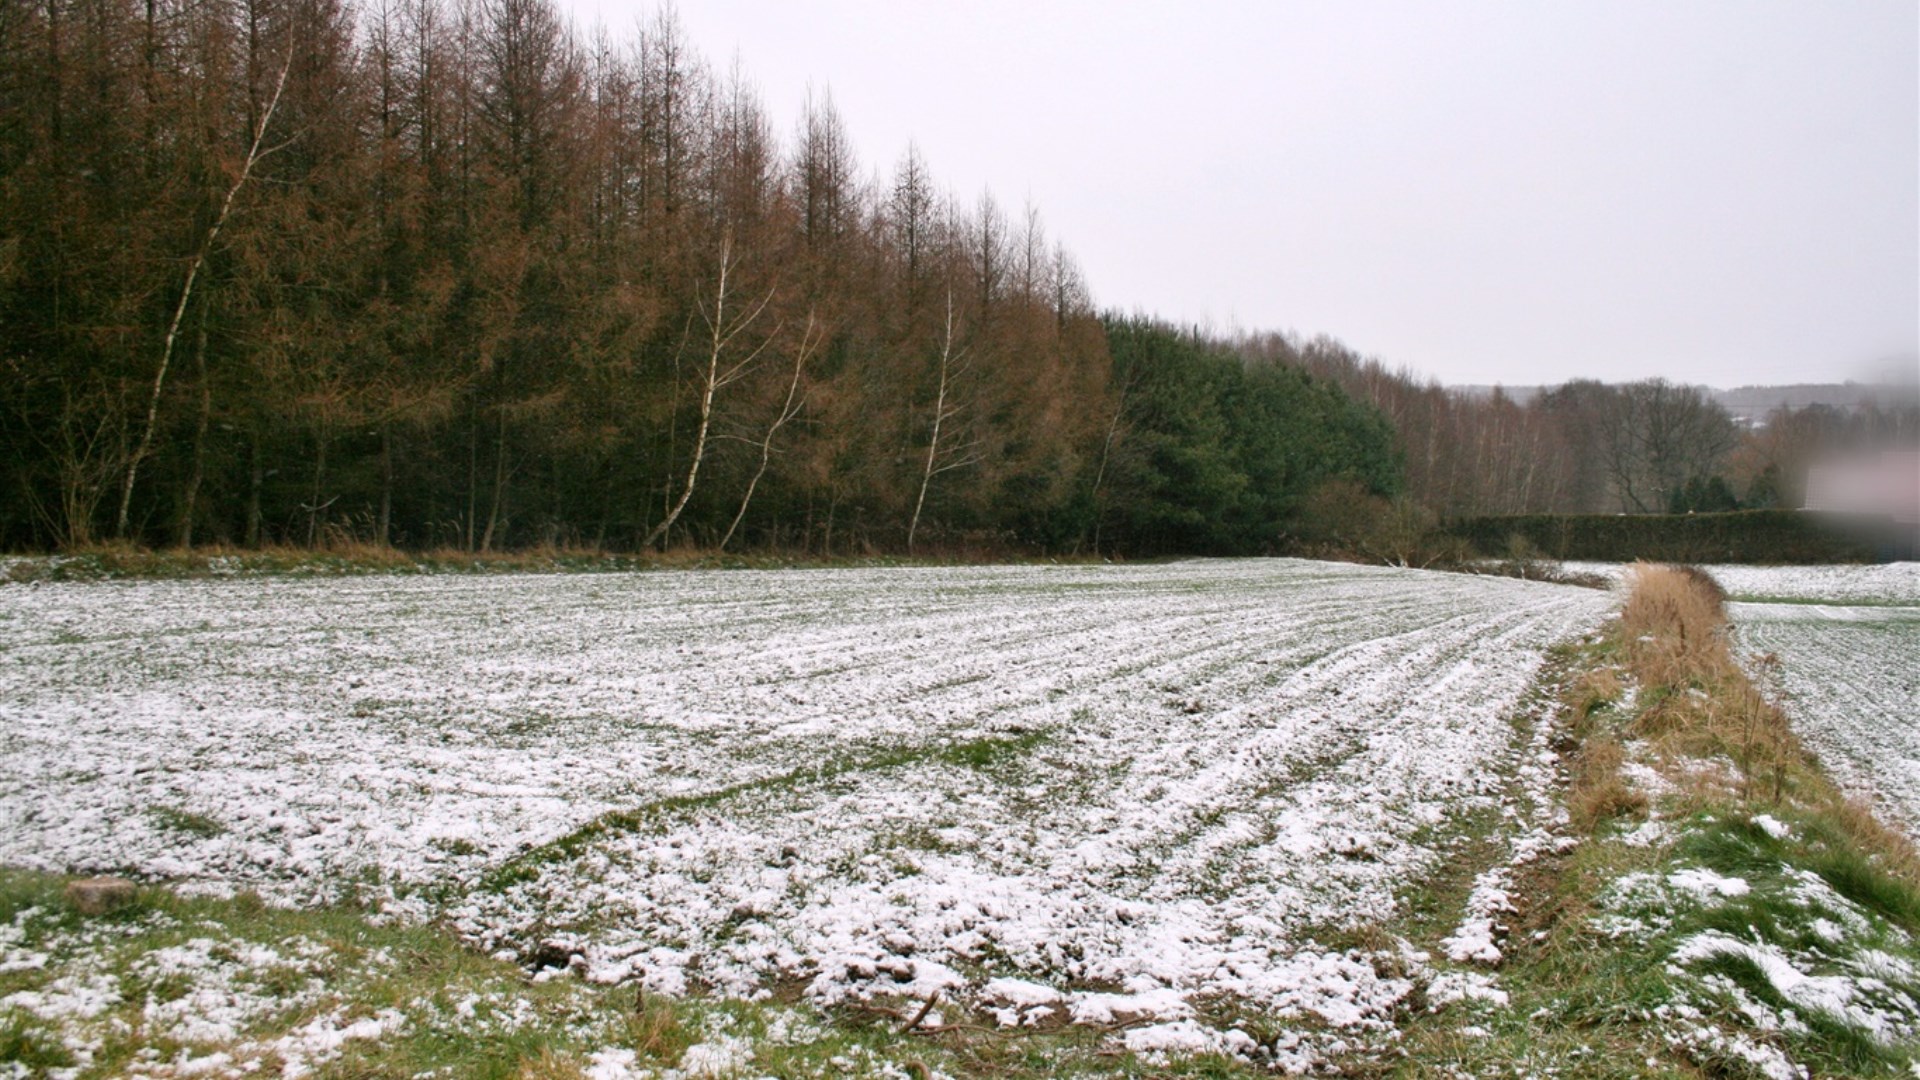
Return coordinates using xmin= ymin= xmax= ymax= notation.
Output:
xmin=0 ymin=543 xmax=1116 ymax=583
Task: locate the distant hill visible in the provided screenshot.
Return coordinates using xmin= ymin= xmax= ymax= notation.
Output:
xmin=1454 ymin=380 xmax=1919 ymax=426
xmin=1454 ymin=384 xmax=1546 ymax=405
xmin=1713 ymin=382 xmax=1917 ymax=425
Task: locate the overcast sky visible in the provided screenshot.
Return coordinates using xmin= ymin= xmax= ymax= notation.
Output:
xmin=556 ymin=1 xmax=1918 ymax=390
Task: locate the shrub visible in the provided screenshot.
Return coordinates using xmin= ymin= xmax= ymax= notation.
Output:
xmin=1444 ymin=510 xmax=1880 ymax=565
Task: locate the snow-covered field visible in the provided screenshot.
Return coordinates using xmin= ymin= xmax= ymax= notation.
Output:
xmin=1564 ymin=560 xmax=1920 ymax=605
xmin=0 ymin=560 xmax=1610 ymax=1060
xmin=1734 ymin=599 xmax=1920 ymax=834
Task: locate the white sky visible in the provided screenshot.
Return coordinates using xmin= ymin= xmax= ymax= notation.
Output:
xmin=556 ymin=0 xmax=1919 ymax=389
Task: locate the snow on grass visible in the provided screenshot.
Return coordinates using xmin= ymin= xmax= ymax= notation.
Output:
xmin=1429 ymin=645 xmax=1580 ymax=1007
xmin=1589 ymin=815 xmax=1920 ymax=1076
xmin=1671 ymin=931 xmax=1914 ymax=1046
xmin=0 ymin=897 xmax=405 ymax=1078
xmin=1441 ymin=869 xmax=1517 ymax=964
xmin=0 ymin=559 xmax=1611 ymax=1065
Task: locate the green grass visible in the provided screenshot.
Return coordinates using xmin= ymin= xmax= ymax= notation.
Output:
xmin=1728 ymin=593 xmax=1919 ymax=609
xmin=1379 ymin=590 xmax=1920 ymax=1079
xmin=1363 ymin=643 xmax=1697 ymax=1077
xmin=1388 ymin=610 xmax=1920 ymax=1079
xmin=0 ymin=867 xmax=1304 ymax=1078
xmin=487 ymin=728 xmax=1054 ymax=893
xmin=151 ymin=804 xmax=227 ymax=838
xmin=1657 ymin=818 xmax=1919 ymax=1076
xmin=934 ymin=727 xmax=1049 ymax=771
xmin=0 ymin=1012 xmax=76 ymax=1071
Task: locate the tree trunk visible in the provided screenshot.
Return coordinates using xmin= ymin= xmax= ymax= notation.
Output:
xmin=245 ymin=435 xmax=263 ymax=548
xmin=377 ymin=424 xmax=393 ymax=547
xmin=908 ymin=289 xmax=964 ymax=553
xmin=175 ymin=311 xmax=211 ymax=548
xmin=117 ymin=48 xmax=293 ymax=540
xmin=1087 ymin=373 xmax=1128 ymax=556
xmin=720 ymin=313 xmax=814 ymax=550
xmin=305 ymin=429 xmax=329 ymax=548
xmin=464 ymin=399 xmax=478 ymax=551
xmin=481 ymin=407 xmax=506 ymax=551
xmin=643 ymin=234 xmax=772 ymax=551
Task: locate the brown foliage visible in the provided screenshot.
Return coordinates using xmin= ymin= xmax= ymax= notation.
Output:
xmin=0 ymin=0 xmax=1120 ymax=556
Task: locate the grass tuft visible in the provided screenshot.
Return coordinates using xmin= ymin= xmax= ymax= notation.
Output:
xmin=1568 ymin=736 xmax=1648 ymax=832
xmin=152 ymin=805 xmax=227 ymax=838
xmin=0 ymin=1013 xmax=76 ymax=1071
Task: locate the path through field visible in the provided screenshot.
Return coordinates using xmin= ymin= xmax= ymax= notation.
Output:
xmin=0 ymin=560 xmax=1610 ymax=1055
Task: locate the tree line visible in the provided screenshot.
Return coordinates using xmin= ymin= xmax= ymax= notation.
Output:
xmin=0 ymin=0 xmax=1405 ymax=556
xmin=1238 ymin=332 xmax=1919 ymax=523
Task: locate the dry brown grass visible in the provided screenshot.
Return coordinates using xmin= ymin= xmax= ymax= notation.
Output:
xmin=1561 ymin=662 xmax=1648 ymax=833
xmin=515 ymin=1048 xmax=589 ymax=1079
xmin=1567 ymin=735 xmax=1649 ymax=832
xmin=1619 ymin=562 xmax=1735 ymax=688
xmin=1831 ymin=794 xmax=1920 ymax=887
xmin=624 ymin=993 xmax=695 ymax=1064
xmin=1566 ymin=666 xmax=1623 ymax=735
xmin=1618 ymin=563 xmax=1795 ymax=794
xmin=11 ymin=540 xmax=652 ymax=581
xmin=1612 ymin=561 xmax=1920 ymax=887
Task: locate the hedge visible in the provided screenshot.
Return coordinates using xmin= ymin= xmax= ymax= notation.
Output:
xmin=1445 ymin=510 xmax=1900 ymax=565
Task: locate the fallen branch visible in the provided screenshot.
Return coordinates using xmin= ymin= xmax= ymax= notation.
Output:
xmin=901 ymin=989 xmax=940 ymax=1033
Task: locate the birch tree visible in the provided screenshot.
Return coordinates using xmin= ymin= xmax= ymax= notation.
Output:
xmin=115 ymin=45 xmax=293 ymax=539
xmin=907 ymin=288 xmax=977 ymax=552
xmin=643 ymin=232 xmax=775 ymax=549
xmin=720 ymin=311 xmax=819 ymax=550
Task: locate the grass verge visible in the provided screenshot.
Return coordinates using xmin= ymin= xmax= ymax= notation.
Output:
xmin=1389 ymin=562 xmax=1920 ymax=1078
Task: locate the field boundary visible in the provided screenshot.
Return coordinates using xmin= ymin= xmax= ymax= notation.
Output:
xmin=1389 ymin=563 xmax=1920 ymax=1077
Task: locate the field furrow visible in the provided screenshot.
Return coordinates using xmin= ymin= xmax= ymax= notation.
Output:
xmin=0 ymin=559 xmax=1609 ymax=1034
xmin=1733 ymin=599 xmax=1920 ymax=834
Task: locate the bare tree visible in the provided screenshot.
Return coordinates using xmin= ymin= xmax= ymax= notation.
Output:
xmin=1049 ymin=241 xmax=1087 ymax=330
xmin=1640 ymin=380 xmax=1738 ymax=509
xmin=1016 ymin=199 xmax=1046 ymax=308
xmin=644 ymin=231 xmax=775 ymax=549
xmin=115 ymin=44 xmax=293 ymax=539
xmin=907 ymin=288 xmax=978 ymax=552
xmin=889 ymin=143 xmax=935 ymax=306
xmin=1593 ymin=380 xmax=1739 ymax=512
xmin=720 ymin=310 xmax=819 ymax=550
xmin=6 ymin=364 xmax=126 ymax=548
xmin=971 ymin=188 xmax=1005 ymax=324
xmin=794 ymin=87 xmax=855 ymax=252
